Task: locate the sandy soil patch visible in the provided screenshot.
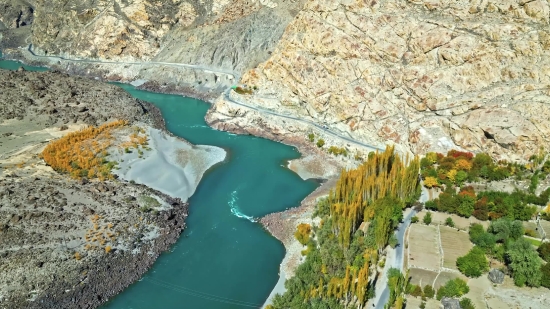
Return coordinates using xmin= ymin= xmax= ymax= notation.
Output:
xmin=416 ymin=210 xmax=490 ymax=230
xmin=408 ymin=268 xmax=439 ymax=287
xmin=434 ymin=271 xmax=467 ymax=289
xmin=539 ymin=220 xmax=550 ymax=236
xmin=440 ymin=226 xmax=472 ymax=270
xmin=468 ymin=275 xmax=550 ymax=309
xmin=409 ymin=224 xmax=440 ymax=271
xmin=111 ymin=126 xmax=226 ymax=202
xmin=405 ymin=296 xmax=440 ymax=309
xmin=287 ymin=154 xmax=339 ymax=180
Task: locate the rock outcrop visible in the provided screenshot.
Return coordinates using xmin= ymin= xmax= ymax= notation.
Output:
xmin=229 ymin=0 xmax=550 ymax=162
xmin=441 ymin=297 xmax=462 ymax=309
xmin=4 ymin=0 xmax=550 ymax=163
xmin=488 ymin=268 xmax=505 ymax=284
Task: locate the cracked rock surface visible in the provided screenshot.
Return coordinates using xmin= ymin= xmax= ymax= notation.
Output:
xmin=231 ymin=0 xmax=550 ymax=161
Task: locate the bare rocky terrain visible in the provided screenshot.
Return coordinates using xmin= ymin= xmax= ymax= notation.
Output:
xmin=213 ymin=0 xmax=550 ymax=163
xmin=0 ymin=0 xmax=304 ymax=97
xmin=0 ymin=69 xmax=189 ymax=309
xmin=3 ymin=0 xmax=550 ymax=308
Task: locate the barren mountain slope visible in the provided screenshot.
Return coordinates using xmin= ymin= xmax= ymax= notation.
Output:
xmin=226 ymin=0 xmax=550 ymax=162
xmin=0 ymin=0 xmax=304 ymax=92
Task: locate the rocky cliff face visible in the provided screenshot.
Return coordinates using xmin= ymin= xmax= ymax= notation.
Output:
xmin=232 ymin=0 xmax=550 ymax=161
xmin=3 ymin=0 xmax=550 ymax=161
xmin=0 ymin=0 xmax=304 ymax=94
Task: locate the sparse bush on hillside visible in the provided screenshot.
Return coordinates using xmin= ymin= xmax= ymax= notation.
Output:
xmin=316 ymin=139 xmax=325 ymax=148
xmin=307 ymin=133 xmax=315 ymax=142
xmin=234 ymin=86 xmax=253 ymax=95
xmin=328 ymin=146 xmax=347 ymax=156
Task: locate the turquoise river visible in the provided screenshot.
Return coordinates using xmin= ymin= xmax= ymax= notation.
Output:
xmin=0 ymin=56 xmax=319 ymax=308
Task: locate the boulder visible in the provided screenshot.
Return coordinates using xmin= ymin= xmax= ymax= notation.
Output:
xmin=441 ymin=297 xmax=461 ymax=309
xmin=488 ymin=268 xmax=505 ymax=284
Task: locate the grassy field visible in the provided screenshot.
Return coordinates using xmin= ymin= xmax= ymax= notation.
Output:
xmin=524 ymin=236 xmax=542 ymax=247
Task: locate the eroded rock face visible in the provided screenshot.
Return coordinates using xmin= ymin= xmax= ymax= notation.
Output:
xmin=237 ymin=0 xmax=550 ymax=162
xmin=1 ymin=0 xmax=305 ymax=94
xmin=0 ymin=0 xmax=33 ymax=30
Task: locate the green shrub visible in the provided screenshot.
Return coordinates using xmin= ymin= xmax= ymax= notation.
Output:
xmin=541 ymin=262 xmax=550 ymax=288
xmin=538 ymin=242 xmax=550 ymax=261
xmin=456 ymin=246 xmax=489 ymax=277
xmin=410 ymin=285 xmax=422 ymax=297
xmin=459 ymin=297 xmax=476 ymax=309
xmin=506 ymin=238 xmax=542 ymax=287
xmin=411 ymin=216 xmax=419 ymax=223
xmin=307 ymin=133 xmax=315 ymax=142
xmin=436 ymin=278 xmax=469 ymax=300
xmin=316 ymin=139 xmax=325 ymax=148
xmin=445 ymin=217 xmax=455 ymax=227
xmin=423 ymin=212 xmax=432 ymax=225
xmin=423 ymin=285 xmax=435 ymax=298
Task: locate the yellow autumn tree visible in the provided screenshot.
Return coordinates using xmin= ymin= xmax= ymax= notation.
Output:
xmin=41 ymin=120 xmax=128 ymax=180
xmin=455 ymin=158 xmax=472 ymax=171
xmin=425 ymin=152 xmax=438 ymax=164
xmin=424 ymin=176 xmax=439 ymax=188
xmin=294 ymin=223 xmax=312 ymax=245
xmin=447 ymin=169 xmax=457 ymax=182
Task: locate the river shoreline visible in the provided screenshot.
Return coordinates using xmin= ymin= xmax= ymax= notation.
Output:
xmin=0 ymin=66 xmax=226 ymax=308
xmin=0 ymin=51 xmax=355 ymax=307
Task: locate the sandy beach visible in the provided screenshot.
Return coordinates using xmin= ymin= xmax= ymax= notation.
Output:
xmin=111 ymin=126 xmax=226 ymax=202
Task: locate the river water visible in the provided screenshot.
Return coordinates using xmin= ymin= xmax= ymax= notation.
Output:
xmin=0 ymin=57 xmax=318 ymax=308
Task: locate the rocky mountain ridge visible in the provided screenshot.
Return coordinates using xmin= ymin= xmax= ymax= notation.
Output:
xmin=0 ymin=0 xmax=303 ymax=95
xmin=234 ymin=0 xmax=550 ymax=162
xmin=2 ymin=0 xmax=550 ymax=163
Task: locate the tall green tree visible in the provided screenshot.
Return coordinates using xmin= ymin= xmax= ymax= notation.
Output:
xmin=506 ymin=238 xmax=542 ymax=287
xmin=456 ymin=246 xmax=489 ymax=277
xmin=488 ymin=218 xmax=524 ymax=242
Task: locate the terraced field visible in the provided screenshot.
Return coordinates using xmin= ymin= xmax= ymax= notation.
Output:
xmin=408 ymin=224 xmax=440 ymax=271
xmin=440 ymin=226 xmax=472 ymax=270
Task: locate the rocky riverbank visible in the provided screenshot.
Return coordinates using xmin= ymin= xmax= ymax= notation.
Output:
xmin=0 ymin=68 xmax=222 ymax=308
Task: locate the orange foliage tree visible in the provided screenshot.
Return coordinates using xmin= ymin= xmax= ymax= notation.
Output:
xmin=41 ymin=120 xmax=127 ymax=180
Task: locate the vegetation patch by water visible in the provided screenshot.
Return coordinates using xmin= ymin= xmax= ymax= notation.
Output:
xmin=269 ymin=147 xmax=420 ymax=309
